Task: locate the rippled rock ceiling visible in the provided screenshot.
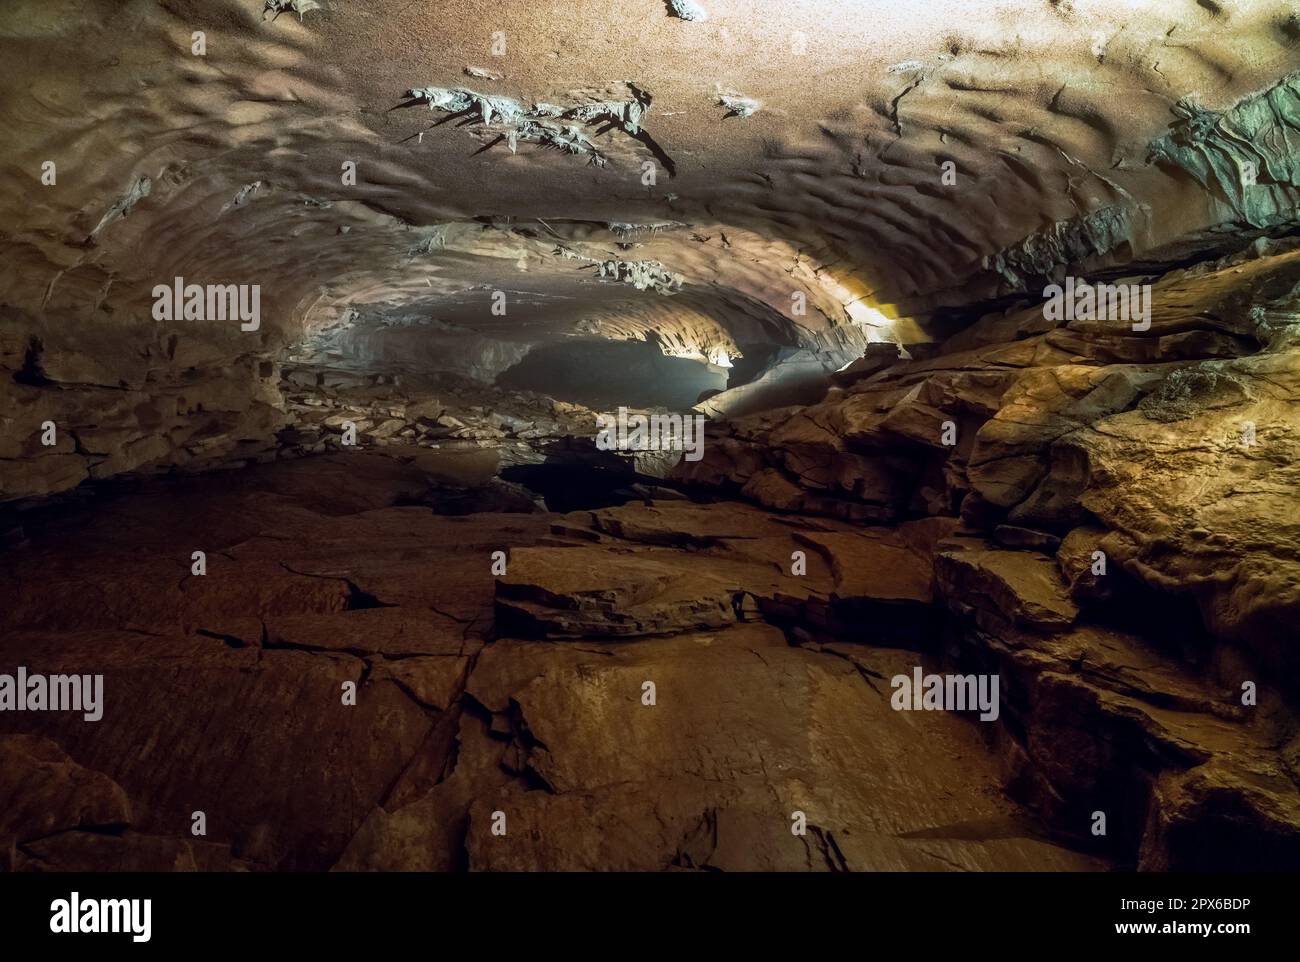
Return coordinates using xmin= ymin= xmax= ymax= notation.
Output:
xmin=3 ymin=0 xmax=1300 ymax=873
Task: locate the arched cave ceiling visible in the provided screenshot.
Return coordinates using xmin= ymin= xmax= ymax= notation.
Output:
xmin=8 ymin=2 xmax=1300 ymax=877
xmin=4 ymin=0 xmax=1300 ymax=377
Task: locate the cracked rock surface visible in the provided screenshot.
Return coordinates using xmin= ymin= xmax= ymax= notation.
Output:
xmin=0 ymin=454 xmax=1107 ymax=871
xmin=4 ymin=0 xmax=1300 ymax=875
xmin=4 ymin=381 xmax=1297 ymax=870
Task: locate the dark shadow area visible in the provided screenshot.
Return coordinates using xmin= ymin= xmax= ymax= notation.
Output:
xmin=500 ymin=437 xmax=685 ymax=512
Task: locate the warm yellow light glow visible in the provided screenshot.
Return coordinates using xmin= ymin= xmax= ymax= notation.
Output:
xmin=845 ymin=299 xmax=893 ymax=330
xmin=818 ymin=275 xmax=895 ymax=338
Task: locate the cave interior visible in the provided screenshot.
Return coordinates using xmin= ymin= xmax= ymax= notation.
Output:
xmin=2 ymin=0 xmax=1300 ymax=873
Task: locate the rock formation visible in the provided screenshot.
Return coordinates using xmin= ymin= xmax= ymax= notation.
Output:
xmin=1 ymin=0 xmax=1299 ymax=874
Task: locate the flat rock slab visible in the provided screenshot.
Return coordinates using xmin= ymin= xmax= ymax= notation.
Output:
xmin=454 ymin=627 xmax=1104 ymax=871
xmin=496 ymin=545 xmax=739 ymax=637
xmin=0 ymin=629 xmax=433 ymax=871
xmin=794 ymin=530 xmax=933 ymax=605
xmin=268 ymin=607 xmax=477 ymax=657
xmin=936 ymin=548 xmax=1079 ymax=632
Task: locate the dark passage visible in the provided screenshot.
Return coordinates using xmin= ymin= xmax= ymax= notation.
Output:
xmin=496 ymin=338 xmax=726 ymax=410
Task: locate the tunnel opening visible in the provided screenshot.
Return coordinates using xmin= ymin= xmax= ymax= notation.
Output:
xmin=494 ymin=337 xmax=727 ymax=410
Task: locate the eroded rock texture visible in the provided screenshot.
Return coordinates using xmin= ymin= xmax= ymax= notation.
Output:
xmin=3 ymin=0 xmax=1300 ymax=873
xmin=0 ymin=456 xmax=1108 ymax=872
xmin=675 ymin=240 xmax=1300 ymax=869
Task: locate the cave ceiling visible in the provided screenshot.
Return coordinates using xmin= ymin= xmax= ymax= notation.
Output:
xmin=4 ymin=0 xmax=1300 ymax=371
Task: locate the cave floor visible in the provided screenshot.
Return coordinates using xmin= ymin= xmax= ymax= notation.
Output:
xmin=0 ymin=450 xmax=1112 ymax=871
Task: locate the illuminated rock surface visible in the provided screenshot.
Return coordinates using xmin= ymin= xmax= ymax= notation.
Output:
xmin=2 ymin=0 xmax=1300 ymax=872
